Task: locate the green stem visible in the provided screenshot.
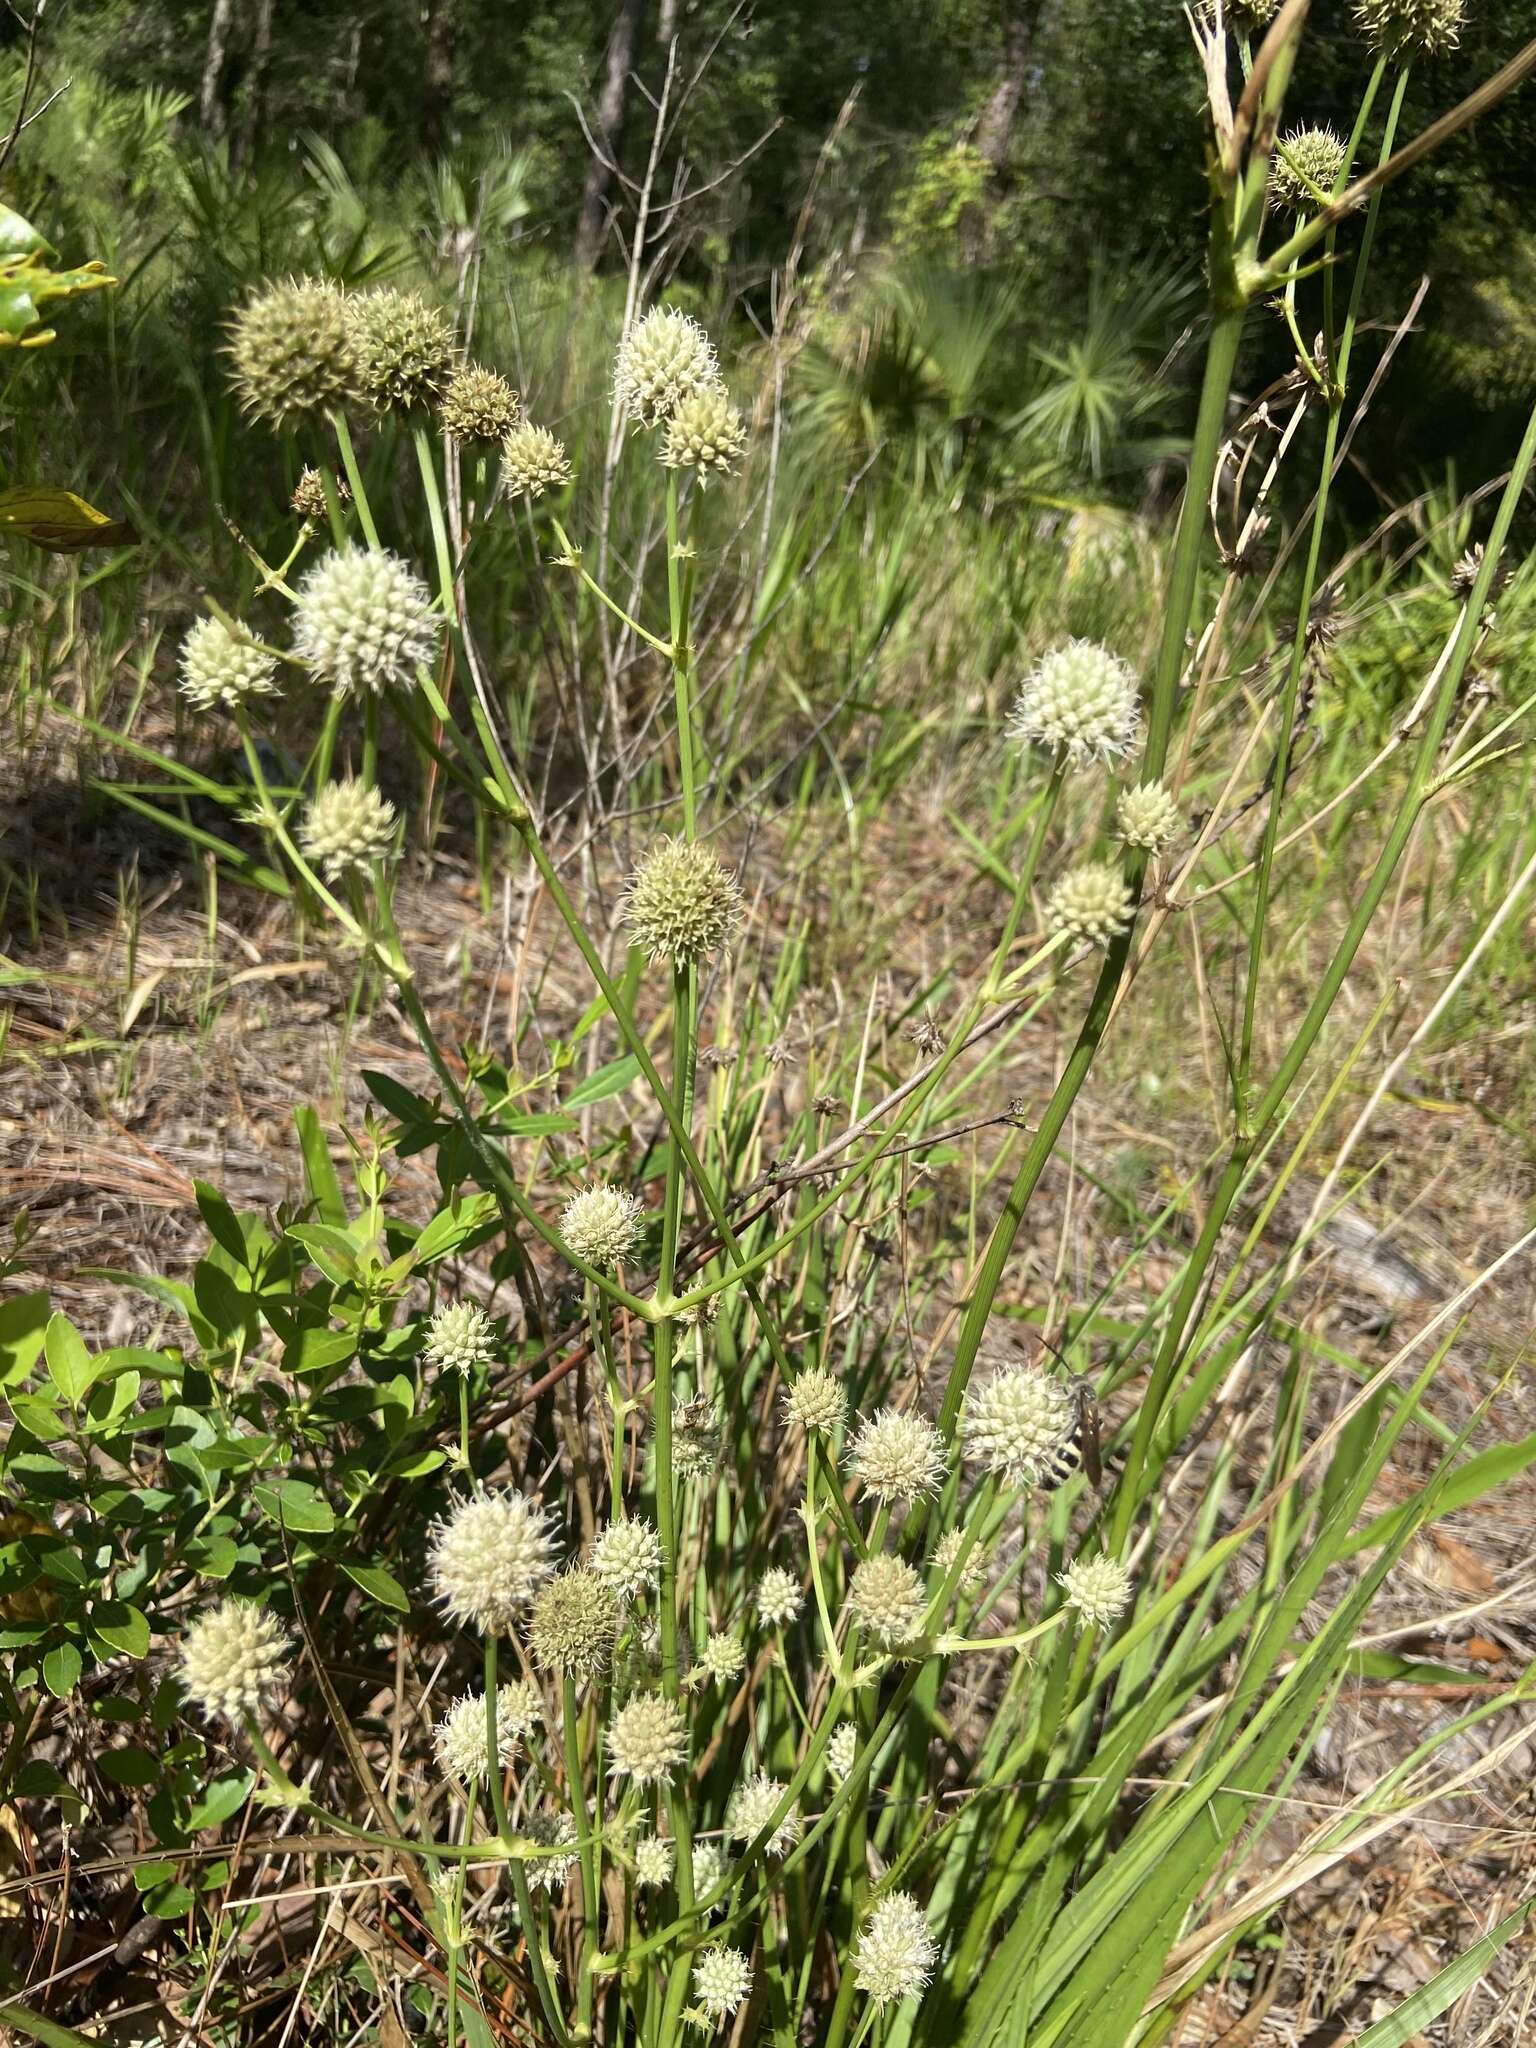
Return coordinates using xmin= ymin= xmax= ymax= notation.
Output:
xmin=509 ymin=1859 xmax=572 ymax=2048
xmin=563 ymin=1674 xmax=599 ymax=2037
xmin=330 ymin=411 xmax=380 ymax=550
xmin=485 ymin=1636 xmax=511 ymax=1842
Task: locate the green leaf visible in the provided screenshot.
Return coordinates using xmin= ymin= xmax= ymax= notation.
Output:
xmin=98 ymin=1745 xmax=160 ymax=1788
xmin=1345 ymin=1428 xmax=1536 ymax=1557
xmin=0 ymin=2000 xmax=100 ymax=2048
xmin=90 ymin=1601 xmax=151 ymax=1659
xmin=1354 ymin=1898 xmax=1536 ymax=2047
xmin=42 ymin=1641 xmax=83 ymax=1697
xmin=362 ymin=1069 xmax=439 ymax=1125
xmin=195 ymin=1182 xmax=250 ymax=1267
xmin=253 ymin=1479 xmax=336 ymax=1534
xmin=186 ymin=1535 xmax=239 ymax=1579
xmin=6 ymin=1392 xmax=66 ymax=1441
xmin=0 ymin=483 xmax=136 ymax=550
xmin=338 ymin=1558 xmax=410 ymax=1613
xmin=294 ymin=1105 xmax=349 ymax=1223
xmin=564 ymin=1053 xmax=641 ymax=1108
xmin=0 ymin=203 xmax=50 ymax=260
xmin=411 ymin=1192 xmax=500 ymax=1267
xmin=0 ymin=1290 xmax=50 ymax=1383
xmin=84 ymin=1369 xmax=141 ymax=1433
xmin=44 ymin=1312 xmax=94 ymax=1405
xmin=186 ymin=1770 xmax=255 ymax=1831
xmin=286 ymin=1222 xmax=362 ymax=1285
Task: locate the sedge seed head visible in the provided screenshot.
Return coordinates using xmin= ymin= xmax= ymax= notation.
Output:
xmin=608 ymin=1691 xmax=688 ymax=1784
xmin=846 ymin=1408 xmax=947 ymax=1505
xmin=1047 ymin=861 xmax=1134 ymax=948
xmin=615 ymin=305 xmax=720 ymax=428
xmin=1271 ymin=127 xmax=1350 ymax=212
xmin=226 ymin=277 xmax=358 ymax=429
xmin=854 ymin=1892 xmax=939 ymax=2008
xmin=299 ymin=777 xmax=398 ymax=882
xmin=660 ymin=381 xmax=747 ymax=478
xmin=671 ymin=1395 xmax=722 ymax=1481
xmin=782 ymin=1367 xmax=846 ymax=1434
xmin=754 ymin=1567 xmax=803 ymax=1629
xmin=529 ymin=1566 xmax=620 ymax=1680
xmin=1059 ymin=1553 xmax=1133 ymax=1630
xmin=1115 ymin=779 xmax=1183 ymax=854
xmin=440 ymin=363 xmax=520 ymax=444
xmin=293 ymin=545 xmax=440 ymax=697
xmin=427 ymin=1491 xmax=560 ymax=1636
xmin=558 ymin=1182 xmax=646 ymax=1270
xmin=1007 ymin=639 xmax=1142 ymax=767
xmin=622 ymin=837 xmax=743 ymax=965
xmin=347 ymin=287 xmax=459 ymax=413
xmin=590 ymin=1517 xmax=663 ymax=1600
xmin=180 ymin=1599 xmax=290 ymax=1723
xmin=849 ymin=1554 xmax=926 ymax=1648
xmin=692 ymin=1944 xmax=752 ymax=2020
xmin=961 ymin=1367 xmax=1077 ymax=1486
xmin=290 ymin=466 xmax=338 ymax=522
xmin=423 ymin=1300 xmax=497 ymax=1376
xmin=178 ymin=617 xmax=280 ymax=715
xmin=728 ymin=1771 xmax=799 ymax=1857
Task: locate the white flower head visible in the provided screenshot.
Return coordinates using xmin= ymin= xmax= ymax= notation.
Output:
xmin=1116 ymin=779 xmax=1183 ymax=854
xmin=1007 ymin=639 xmax=1142 ymax=767
xmin=1058 ymin=1553 xmax=1133 ymax=1630
xmin=826 ymin=1722 xmax=858 ymax=1785
xmin=427 ymin=1491 xmax=560 ymax=1636
xmin=961 ymin=1367 xmax=1077 ymax=1486
xmin=854 ymin=1891 xmax=939 ymax=2008
xmin=728 ymin=1771 xmax=799 ymax=1858
xmin=691 ymin=1839 xmax=729 ymax=1907
xmin=695 ymin=1630 xmax=746 ymax=1687
xmin=559 ymin=1182 xmax=646 ymax=1271
xmin=292 ymin=545 xmax=440 ymax=697
xmin=590 ymin=1517 xmax=663 ymax=1601
xmin=615 ymin=305 xmax=720 ymax=428
xmin=423 ymin=1300 xmax=496 ymax=1375
xmin=847 ymin=1408 xmax=947 ymax=1505
xmin=178 ymin=617 xmax=280 ymax=714
xmin=1047 ymin=862 xmax=1134 ymax=949
xmin=524 ymin=1809 xmax=579 ymax=1893
xmin=635 ymin=1834 xmax=675 ymax=1890
xmin=692 ymin=1943 xmax=752 ymax=2020
xmin=782 ymin=1367 xmax=846 ymax=1434
xmin=753 ymin=1567 xmax=802 ymax=1629
xmin=849 ymin=1554 xmax=926 ymax=1649
xmin=433 ymin=1685 xmax=525 ymax=1783
xmin=608 ymin=1692 xmax=688 ymax=1785
xmin=180 ymin=1600 xmax=290 ymax=1723
xmin=299 ymin=777 xmax=397 ymax=882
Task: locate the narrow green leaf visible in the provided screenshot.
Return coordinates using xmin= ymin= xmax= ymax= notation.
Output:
xmin=564 ymin=1053 xmax=641 ymax=1107
xmin=1353 ymin=1899 xmax=1536 ymax=2047
xmin=294 ymin=1105 xmax=349 ymax=1223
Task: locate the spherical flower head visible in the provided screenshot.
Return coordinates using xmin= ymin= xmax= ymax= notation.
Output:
xmin=524 ymin=1809 xmax=579 ymax=1893
xmin=754 ymin=1567 xmax=802 ymax=1629
xmin=348 ymin=287 xmax=459 ymax=413
xmin=1059 ymin=1553 xmax=1133 ymax=1631
xmin=423 ymin=1299 xmax=496 ymax=1375
xmin=293 ymin=545 xmax=441 ymax=698
xmin=608 ymin=1691 xmax=688 ymax=1784
xmin=782 ymin=1367 xmax=846 ymax=1435
xmin=728 ymin=1772 xmax=799 ymax=1858
xmin=428 ymin=1491 xmax=560 ymax=1635
xmin=1227 ymin=0 xmax=1280 ymax=26
xmin=849 ymin=1554 xmax=926 ymax=1649
xmin=847 ymin=1408 xmax=947 ymax=1505
xmin=227 ymin=278 xmax=357 ymax=429
xmin=178 ymin=617 xmax=280 ymax=715
xmin=1352 ymin=0 xmax=1464 ymax=55
xmin=854 ymin=1892 xmax=938 ymax=2008
xmin=932 ymin=1528 xmax=991 ymax=1592
xmin=671 ymin=1395 xmax=722 ymax=1480
xmin=180 ymin=1599 xmax=289 ymax=1723
xmin=661 ymin=382 xmax=746 ymax=478
xmin=591 ymin=1517 xmax=662 ymax=1600
xmin=691 ymin=1840 xmax=729 ymax=1905
xmin=433 ymin=1685 xmax=523 ymax=1782
xmin=529 ymin=1566 xmax=620 ymax=1680
xmin=635 ymin=1834 xmax=675 ymax=1889
xmin=692 ymin=1944 xmax=751 ymax=2021
xmin=1047 ymin=862 xmax=1134 ymax=949
xmin=615 ymin=305 xmax=720 ymax=429
xmin=826 ymin=1722 xmax=858 ymax=1785
xmin=961 ymin=1367 xmax=1077 ymax=1486
xmin=1007 ymin=640 xmax=1142 ymax=767
xmin=299 ymin=777 xmax=398 ymax=883
xmin=1116 ymin=779 xmax=1183 ymax=855
xmin=622 ymin=837 xmax=743 ymax=966
xmin=697 ymin=1630 xmax=746 ymax=1686
xmin=497 ymin=1677 xmax=544 ymax=1741
xmin=1271 ymin=128 xmax=1349 ymax=212
xmin=559 ymin=1182 xmax=646 ymax=1271
xmin=440 ymin=364 xmax=520 ymax=444
xmin=502 ymin=421 xmax=572 ymax=500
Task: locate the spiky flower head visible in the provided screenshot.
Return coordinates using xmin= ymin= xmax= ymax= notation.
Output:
xmin=178 ymin=617 xmax=280 ymax=714
xmin=962 ymin=1367 xmax=1077 ymax=1486
xmin=754 ymin=1567 xmax=803 ymax=1629
xmin=1116 ymin=779 xmax=1183 ymax=855
xmin=433 ymin=1684 xmax=527 ymax=1783
xmin=826 ymin=1722 xmax=858 ymax=1785
xmin=692 ymin=1840 xmax=729 ymax=1904
xmin=692 ymin=1944 xmax=752 ymax=2020
xmin=1007 ymin=640 xmax=1142 ymax=767
xmin=608 ymin=1692 xmax=688 ymax=1784
xmin=696 ymin=1630 xmax=746 ymax=1686
xmin=529 ymin=1566 xmax=620 ymax=1680
xmin=1352 ymin=0 xmax=1464 ymax=55
xmin=1059 ymin=1553 xmax=1133 ymax=1630
xmin=661 ymin=382 xmax=747 ymax=478
xmin=524 ymin=1809 xmax=579 ymax=1893
xmin=559 ymin=1182 xmax=646 ymax=1271
xmin=497 ymin=1677 xmax=544 ymax=1741
xmin=1226 ymin=0 xmax=1281 ymax=27
xmin=428 ymin=1491 xmax=560 ymax=1635
xmin=847 ymin=1408 xmax=947 ymax=1505
xmin=782 ymin=1367 xmax=847 ymax=1435
xmin=348 ymin=287 xmax=459 ymax=413
xmin=423 ymin=1299 xmax=496 ymax=1375
xmin=440 ymin=364 xmax=520 ymax=444
xmin=622 ymin=838 xmax=743 ymax=965
xmin=227 ymin=278 xmax=357 ymax=429
xmin=615 ymin=305 xmax=720 ymax=428
xmin=1271 ymin=128 xmax=1349 ymax=212
xmin=1047 ymin=862 xmax=1134 ymax=948
xmin=671 ymin=1396 xmax=722 ymax=1480
xmin=290 ymin=466 xmax=339 ymax=522
xmin=635 ymin=1834 xmax=675 ymax=1889
xmin=180 ymin=1600 xmax=289 ymax=1723
xmin=849 ymin=1554 xmax=927 ymax=1649
xmin=728 ymin=1772 xmax=799 ymax=1857
xmin=590 ymin=1517 xmax=663 ymax=1600
xmin=854 ymin=1892 xmax=939 ymax=2008
xmin=299 ymin=778 xmax=398 ymax=882
xmin=932 ymin=1527 xmax=992 ymax=1592
xmin=293 ymin=545 xmax=440 ymax=697
xmin=502 ymin=421 xmax=572 ymax=500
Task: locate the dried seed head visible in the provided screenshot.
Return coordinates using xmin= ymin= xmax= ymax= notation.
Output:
xmin=622 ymin=837 xmax=743 ymax=965
xmin=692 ymin=1944 xmax=752 ymax=2020
xmin=433 ymin=1685 xmax=526 ymax=1782
xmin=671 ymin=1395 xmax=722 ymax=1480
xmin=961 ymin=1367 xmax=1077 ymax=1486
xmin=348 ymin=287 xmax=459 ymax=413
xmin=826 ymin=1722 xmax=858 ymax=1785
xmin=615 ymin=305 xmax=720 ymax=428
xmin=529 ymin=1566 xmax=620 ymax=1680
xmin=559 ymin=1182 xmax=646 ymax=1270
xmin=178 ymin=617 xmax=280 ymax=714
xmin=728 ymin=1771 xmax=799 ymax=1857
xmin=608 ymin=1691 xmax=688 ymax=1784
xmin=846 ymin=1408 xmax=947 ymax=1505
xmin=290 ymin=466 xmax=338 ymax=522
xmin=696 ymin=1630 xmax=746 ymax=1686
xmin=293 ymin=545 xmax=440 ymax=697
xmin=848 ymin=1554 xmax=926 ymax=1648
xmin=1059 ymin=1553 xmax=1133 ymax=1630
xmin=502 ymin=421 xmax=572 ymax=500
xmin=853 ymin=1892 xmax=939 ymax=2008
xmin=180 ymin=1600 xmax=290 ymax=1724
xmin=1007 ymin=640 xmax=1142 ymax=767
xmin=1115 ymin=779 xmax=1183 ymax=855
xmin=782 ymin=1367 xmax=847 ymax=1435
xmin=753 ymin=1567 xmax=803 ymax=1629
xmin=1352 ymin=0 xmax=1464 ymax=54
xmin=660 ymin=382 xmax=747 ymax=477
xmin=299 ymin=777 xmax=398 ymax=882
xmin=440 ymin=364 xmax=520 ymax=444
xmin=1271 ymin=127 xmax=1349 ymax=212
xmin=1046 ymin=862 xmax=1134 ymax=948
xmin=227 ymin=278 xmax=358 ymax=429
xmin=635 ymin=1834 xmax=675 ymax=1889
xmin=423 ymin=1300 xmax=496 ymax=1375
xmin=590 ymin=1517 xmax=663 ymax=1600
xmin=427 ymin=1491 xmax=560 ymax=1635
xmin=524 ymin=1809 xmax=579 ymax=1893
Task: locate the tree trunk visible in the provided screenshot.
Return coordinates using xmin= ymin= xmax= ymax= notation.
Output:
xmin=422 ymin=0 xmax=458 ymax=155
xmin=574 ymin=0 xmax=648 ymax=272
xmin=237 ymin=0 xmax=274 ymax=161
xmin=199 ymin=0 xmax=235 ymax=137
xmin=973 ymin=0 xmax=1040 ymax=175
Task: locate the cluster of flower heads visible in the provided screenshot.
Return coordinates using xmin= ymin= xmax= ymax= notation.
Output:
xmin=614 ymin=304 xmax=748 ymax=480
xmin=1226 ymin=0 xmax=1464 ymax=50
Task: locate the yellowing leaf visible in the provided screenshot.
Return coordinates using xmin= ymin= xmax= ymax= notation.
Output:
xmin=0 ymin=485 xmax=137 ymax=553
